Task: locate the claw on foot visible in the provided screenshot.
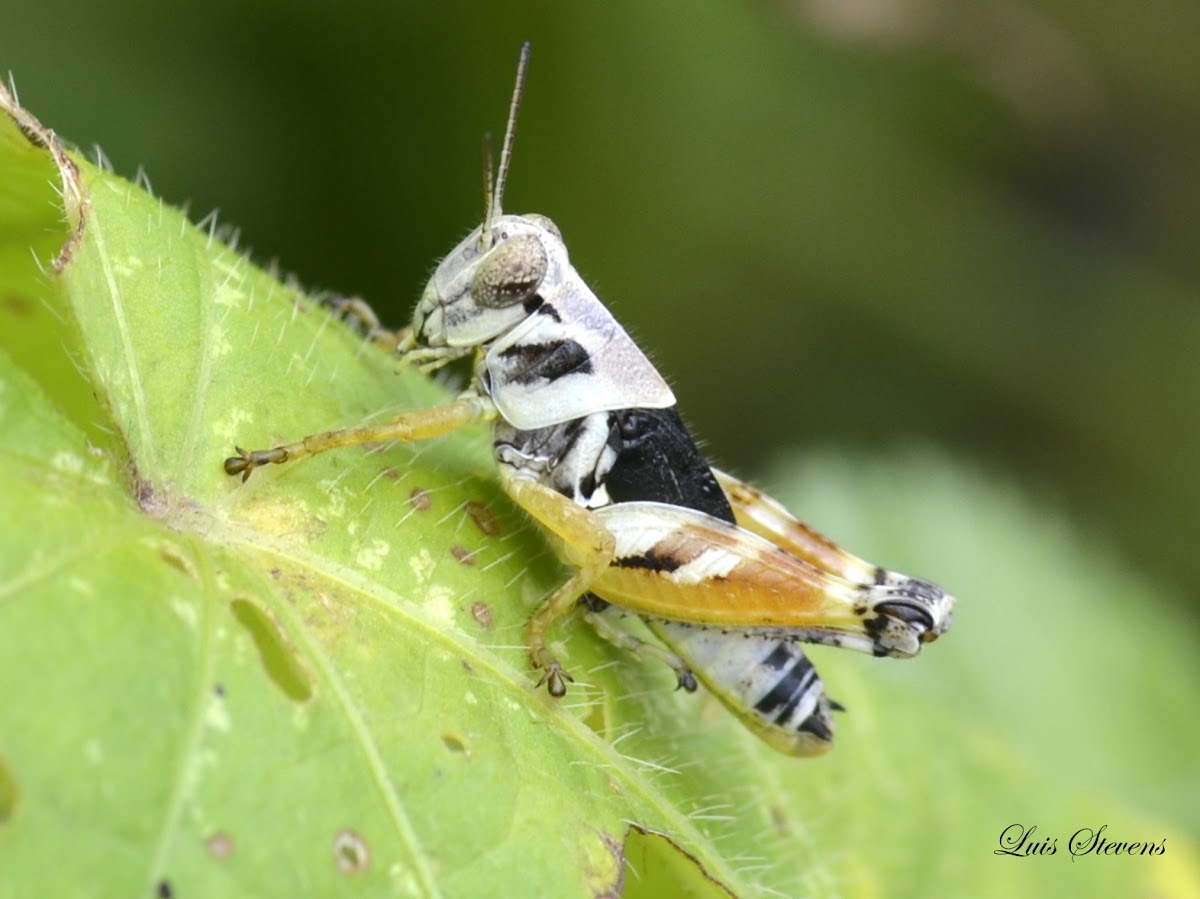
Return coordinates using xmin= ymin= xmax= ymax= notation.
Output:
xmin=223 ymin=446 xmax=289 ymax=482
xmin=223 ymin=447 xmax=254 ymax=481
xmin=676 ymin=669 xmax=697 ymax=692
xmin=534 ymin=660 xmax=574 ymax=698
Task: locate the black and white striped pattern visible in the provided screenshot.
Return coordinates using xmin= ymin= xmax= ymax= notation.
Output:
xmin=650 ymin=622 xmax=837 ymax=755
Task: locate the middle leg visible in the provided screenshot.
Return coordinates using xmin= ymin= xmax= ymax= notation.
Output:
xmin=498 ymin=469 xmax=617 ymax=696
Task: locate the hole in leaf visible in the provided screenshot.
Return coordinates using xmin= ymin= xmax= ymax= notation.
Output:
xmin=440 ymin=731 xmax=471 ymax=756
xmin=333 ymin=828 xmax=370 ymax=874
xmin=620 ymin=827 xmax=734 ymax=899
xmin=157 ymin=542 xmax=198 ymax=579
xmin=230 ymin=598 xmax=312 ymax=702
xmin=0 ymin=753 xmax=18 ymax=825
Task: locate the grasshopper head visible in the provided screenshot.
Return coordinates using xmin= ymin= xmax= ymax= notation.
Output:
xmin=406 ymin=44 xmax=556 ymax=365
xmin=409 ymin=213 xmax=566 ymax=354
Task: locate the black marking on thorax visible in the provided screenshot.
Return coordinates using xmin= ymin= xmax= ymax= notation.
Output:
xmin=519 ymin=295 xmax=564 ymax=321
xmin=602 ymin=408 xmax=734 ymax=525
xmin=491 ymin=406 xmax=731 ymax=524
xmin=535 ymin=300 xmax=561 ymax=321
xmin=498 ymin=338 xmax=592 ymax=385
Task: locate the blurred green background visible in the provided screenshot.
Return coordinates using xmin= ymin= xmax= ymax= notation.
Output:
xmin=3 ymin=0 xmax=1197 ymax=607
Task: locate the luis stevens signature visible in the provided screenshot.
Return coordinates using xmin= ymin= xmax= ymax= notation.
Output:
xmin=996 ymin=824 xmax=1166 ymax=861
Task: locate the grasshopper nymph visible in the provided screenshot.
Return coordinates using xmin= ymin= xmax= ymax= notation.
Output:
xmin=225 ymin=44 xmax=955 ymax=756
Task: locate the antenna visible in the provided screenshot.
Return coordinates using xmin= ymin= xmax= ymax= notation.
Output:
xmin=481 ymin=131 xmax=495 ymax=240
xmin=481 ymin=42 xmax=531 ymax=245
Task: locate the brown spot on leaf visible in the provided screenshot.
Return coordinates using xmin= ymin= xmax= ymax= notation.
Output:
xmin=409 ymin=488 xmax=431 ymax=511
xmin=470 ymin=602 xmax=493 ymax=629
xmin=205 ymin=830 xmax=235 ymax=860
xmin=2 ymin=293 xmax=31 ymax=317
xmin=466 ymin=500 xmax=501 ymax=537
xmin=333 ymin=829 xmax=370 ymax=874
xmin=450 ymin=545 xmax=476 ymax=566
xmin=137 ymin=479 xmax=156 ymax=511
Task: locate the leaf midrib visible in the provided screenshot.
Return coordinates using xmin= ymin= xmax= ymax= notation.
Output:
xmin=203 ymin=515 xmax=755 ymax=895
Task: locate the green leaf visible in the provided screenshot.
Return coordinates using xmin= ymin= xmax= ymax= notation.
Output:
xmin=1 ymin=87 xmax=1197 ymax=899
xmin=763 ymin=449 xmax=1200 ymax=896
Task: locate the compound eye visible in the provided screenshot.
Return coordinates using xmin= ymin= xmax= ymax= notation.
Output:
xmin=471 ymin=233 xmax=548 ymax=308
xmin=523 ymin=213 xmax=562 ymax=241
